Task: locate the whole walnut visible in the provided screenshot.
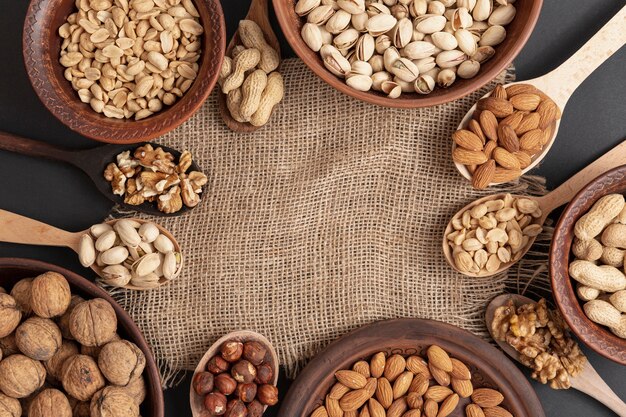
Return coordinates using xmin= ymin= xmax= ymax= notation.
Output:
xmin=56 ymin=295 xmax=85 ymax=340
xmin=15 ymin=318 xmax=62 ymax=361
xmin=44 ymin=340 xmax=79 ymax=380
xmin=71 ymin=401 xmax=90 ymax=417
xmin=118 ymin=375 xmax=146 ymax=406
xmin=0 ymin=393 xmax=21 ymax=417
xmin=0 ymin=294 xmax=22 ymax=338
xmin=10 ymin=278 xmax=33 ymax=316
xmin=0 ymin=334 xmax=18 ymax=358
xmin=98 ymin=340 xmax=146 ymax=386
xmin=61 ymin=355 xmax=105 ymax=402
xmin=90 ymin=387 xmax=139 ymax=417
xmin=30 ymin=272 xmax=71 ymax=318
xmin=0 ymin=354 xmax=46 ymax=398
xmin=69 ymin=299 xmax=117 ymax=347
xmin=81 ymin=334 xmax=120 ymax=360
xmin=28 ymin=389 xmax=72 ymax=417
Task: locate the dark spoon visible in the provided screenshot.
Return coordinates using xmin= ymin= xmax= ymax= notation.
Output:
xmin=0 ymin=130 xmax=205 ymax=216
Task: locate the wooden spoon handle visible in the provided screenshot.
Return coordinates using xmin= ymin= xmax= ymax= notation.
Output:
xmin=246 ymin=0 xmax=280 ymax=52
xmin=0 ymin=209 xmax=80 ymax=251
xmin=535 ymin=5 xmax=626 ymax=108
xmin=0 ymin=131 xmax=77 ymax=165
xmin=539 ymin=139 xmax=626 ymax=215
xmin=571 ymin=362 xmax=626 ymax=416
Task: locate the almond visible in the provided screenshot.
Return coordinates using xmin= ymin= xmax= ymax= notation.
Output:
xmin=427 ymin=346 xmax=453 ymax=372
xmin=449 ymin=358 xmax=471 ymax=380
xmin=364 ymin=378 xmax=377 ymax=396
xmin=472 ymin=160 xmax=496 ymax=190
xmin=505 ymin=83 xmax=537 ymax=97
xmin=453 ymin=129 xmax=483 ymax=151
xmin=483 ymin=141 xmax=497 ymax=159
xmin=406 ymin=392 xmax=423 ymax=409
xmin=368 ymin=398 xmax=386 ymax=417
xmin=311 ymin=406 xmax=329 ymax=417
xmin=451 ymin=377 xmax=473 ymax=398
xmin=483 ymin=407 xmax=513 ymax=417
xmin=330 ymin=383 xmax=351 ymax=400
xmin=359 ymin=406 xmax=370 ymax=417
xmin=468 ymin=119 xmax=486 ymax=144
xmin=513 ymin=151 xmax=532 ymax=169
xmin=542 ymin=123 xmax=556 ymax=145
xmin=436 ymin=393 xmax=459 ymax=417
xmin=424 ymin=386 xmax=453 ymax=402
xmin=492 ymin=147 xmax=520 ymax=170
xmin=370 ymin=352 xmax=386 ymax=378
xmin=493 ymin=168 xmax=521 ymax=183
xmin=392 ymin=371 xmax=413 ymax=399
xmin=497 ymin=124 xmax=519 ymax=153
xmin=387 ymin=397 xmax=408 ymax=417
xmin=536 ymin=99 xmax=558 ymax=129
xmin=492 ymin=84 xmax=507 ymax=100
xmin=403 ymin=410 xmax=421 ymax=417
xmin=326 ymin=395 xmax=344 ymax=417
xmin=477 ymin=97 xmax=513 ymax=118
xmin=500 ymin=111 xmax=524 ymax=131
xmin=514 ymin=112 xmax=540 ymax=135
xmin=519 ymin=129 xmax=543 ymax=153
xmin=340 ymin=388 xmax=372 ymax=411
xmin=375 ymin=377 xmax=393 ymax=408
xmin=471 ymin=388 xmax=504 ymax=408
xmin=510 ymin=93 xmax=541 ymax=111
xmin=466 ymin=404 xmax=486 ymax=417
xmin=467 ymin=164 xmax=477 ymax=174
xmin=344 ymin=411 xmax=357 ymax=417
xmin=353 ymin=361 xmax=371 ymax=377
xmin=428 ymin=363 xmax=450 ymax=386
xmin=336 ymin=370 xmax=368 ymax=389
xmin=384 ymin=355 xmax=406 ymax=382
xmin=478 ymin=110 xmax=498 ymax=141
xmin=406 ymin=356 xmax=430 ymax=378
xmin=408 ymin=373 xmax=429 ymax=396
xmin=424 ymin=399 xmax=438 ymax=417
xmin=453 ymin=148 xmax=488 ymax=166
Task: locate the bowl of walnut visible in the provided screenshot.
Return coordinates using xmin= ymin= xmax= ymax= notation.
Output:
xmin=22 ymin=0 xmax=226 ymax=143
xmin=0 ymin=257 xmax=164 ymax=417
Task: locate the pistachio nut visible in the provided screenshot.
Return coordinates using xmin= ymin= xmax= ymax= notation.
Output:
xmin=162 ymin=251 xmax=180 ymax=280
xmin=391 ymin=4 xmax=409 ymax=19
xmin=437 ymin=68 xmax=456 ymax=87
xmin=351 ymin=12 xmax=369 ymax=32
xmin=138 ymin=222 xmax=160 ymax=243
xmin=322 ymin=0 xmax=340 ymax=9
xmin=391 ymin=57 xmax=419 ymax=82
xmin=375 ymin=34 xmax=392 ymax=54
xmin=471 ymin=45 xmax=495 ymax=63
xmin=413 ymin=56 xmax=436 ymax=73
xmin=90 ymin=223 xmax=113 ymax=238
xmin=371 ymin=71 xmax=392 ymax=91
xmin=369 ymin=55 xmax=385 ymax=72
xmin=394 ymin=76 xmax=414 ymax=92
xmin=350 ymin=60 xmax=373 ymax=76
xmin=132 ymin=252 xmax=161 ymax=277
xmin=457 ymin=0 xmax=477 ymax=12
xmin=321 ymin=44 xmax=351 ymax=77
xmin=435 ymin=49 xmax=467 ymax=68
xmin=489 ymin=4 xmax=516 ymax=26
xmin=415 ymin=15 xmax=446 ymax=34
xmin=355 ymin=34 xmax=375 ymax=61
xmin=366 ymin=3 xmax=391 ymax=17
xmin=468 ymin=21 xmax=489 ymax=37
xmin=302 ymin=23 xmax=323 ymax=52
xmin=79 ymin=234 xmax=96 ymax=267
xmin=114 ymin=219 xmax=141 ymax=248
xmin=381 ymin=80 xmax=402 ymax=98
xmin=319 ymin=26 xmax=334 ymax=45
xmin=422 ymin=66 xmax=440 ymax=80
xmin=457 ymin=59 xmax=480 ymax=79
xmin=392 ymin=18 xmax=413 ymax=48
xmin=455 ymin=29 xmax=477 ymax=56
xmin=472 ymin=0 xmax=492 ymax=21
xmin=326 ymin=9 xmax=351 ymax=34
xmin=154 ymin=234 xmax=175 ymax=253
xmin=451 ymin=7 xmax=473 ymax=30
xmin=431 ymin=31 xmax=457 ymax=50
xmin=412 ymin=29 xmax=426 ymax=41
xmin=479 ymin=25 xmax=506 ymax=46
xmin=346 ymin=74 xmax=373 ymax=91
xmin=414 ymin=74 xmax=435 ymax=94
xmin=101 ymin=265 xmax=132 ymax=287
xmin=383 ymin=46 xmax=401 ymax=72
xmin=95 ymin=230 xmax=117 ymax=252
xmin=308 ymin=5 xmax=335 ymax=25
xmin=333 ymin=28 xmax=360 ymax=50
xmin=295 ymin=0 xmax=321 ymax=16
xmin=130 ymin=272 xmax=160 ymax=288
xmin=337 ymin=0 xmax=365 ymax=14
xmin=100 ymin=246 xmax=130 ymax=265
xmin=402 ymin=41 xmax=436 ymax=59
xmin=366 ymin=13 xmax=398 ymax=36
xmin=409 ymin=0 xmax=427 ymax=17
xmin=128 ymin=245 xmax=142 ymax=261
xmin=427 ymin=1 xmax=446 ymax=15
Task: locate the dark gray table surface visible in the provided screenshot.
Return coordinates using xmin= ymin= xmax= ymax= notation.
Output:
xmin=1 ymin=0 xmax=625 ymax=416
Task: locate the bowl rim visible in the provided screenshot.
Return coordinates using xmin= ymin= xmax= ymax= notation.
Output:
xmin=550 ymin=165 xmax=626 ymax=365
xmin=22 ymin=0 xmax=226 ymax=144
xmin=0 ymin=257 xmax=165 ymax=417
xmin=272 ymin=0 xmax=544 ymax=108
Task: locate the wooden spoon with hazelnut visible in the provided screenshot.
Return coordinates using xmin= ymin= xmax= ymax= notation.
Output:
xmin=487 ymin=294 xmax=626 ymax=416
xmin=443 ymin=139 xmax=626 ymax=277
xmin=190 ymin=331 xmax=279 ymax=417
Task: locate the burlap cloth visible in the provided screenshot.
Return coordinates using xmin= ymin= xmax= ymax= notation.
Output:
xmin=108 ymin=59 xmax=553 ymax=386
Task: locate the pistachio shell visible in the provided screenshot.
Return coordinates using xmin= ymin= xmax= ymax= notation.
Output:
xmin=346 ymin=74 xmax=373 ymax=91
xmin=371 ymin=71 xmax=392 ymax=91
xmin=472 ymin=0 xmax=492 ymax=21
xmin=308 ymin=5 xmax=335 ymax=25
xmin=413 ymin=56 xmax=436 ymax=73
xmin=367 ymin=3 xmax=391 ymax=16
xmin=390 ymin=57 xmax=420 ymax=82
xmin=415 ymin=15 xmax=446 ymax=34
xmin=326 ymin=10 xmax=352 ymax=33
xmin=114 ymin=220 xmax=141 ymax=248
xmin=79 ymin=234 xmax=96 ymax=267
xmin=130 ymin=272 xmax=160 ymax=288
xmin=321 ymin=44 xmax=351 ymax=77
xmin=337 ymin=0 xmax=365 ymax=14
xmin=153 ymin=234 xmax=175 ymax=253
xmin=355 ymin=34 xmax=375 ymax=61
xmin=132 ymin=253 xmax=161 ymax=277
xmin=489 ymin=4 xmax=516 ymax=25
xmin=100 ymin=246 xmax=130 ymax=265
xmin=138 ymin=222 xmax=159 ymax=243
xmin=435 ymin=50 xmax=467 ymax=68
xmin=455 ymin=29 xmax=477 ymax=56
xmin=351 ymin=12 xmax=369 ymax=32
xmin=414 ymin=74 xmax=435 ymax=94
xmin=95 ymin=230 xmax=117 ymax=252
xmin=302 ymin=23 xmax=323 ymax=52
xmin=402 ymin=41 xmax=436 ymax=59
xmin=366 ymin=13 xmax=398 ymax=36
xmin=162 ymin=251 xmax=180 ymax=280
xmin=437 ymin=68 xmax=456 ymax=87
xmin=333 ymin=28 xmax=360 ymax=50
xmin=350 ymin=60 xmax=373 ymax=76
xmin=451 ymin=7 xmax=473 ymax=30
xmin=479 ymin=25 xmax=506 ymax=46
xmin=295 ymin=0 xmax=321 ymax=16
xmin=457 ymin=59 xmax=480 ymax=79
xmin=375 ymin=34 xmax=392 ymax=54
xmin=392 ymin=18 xmax=413 ymax=48
xmin=472 ymin=45 xmax=495 ymax=63
xmin=383 ymin=47 xmax=401 ymax=72
xmin=90 ymin=223 xmax=113 ymax=238
xmin=101 ymin=265 xmax=132 ymax=287
xmin=381 ymin=80 xmax=402 ymax=98
xmin=369 ymin=55 xmax=385 ymax=72
xmin=431 ymin=31 xmax=457 ymax=50
xmin=409 ymin=0 xmax=427 ymax=17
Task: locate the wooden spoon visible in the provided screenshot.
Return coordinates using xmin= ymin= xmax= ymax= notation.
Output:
xmin=486 ymin=294 xmax=626 ymax=416
xmin=0 ymin=209 xmax=183 ymax=291
xmin=190 ymin=330 xmax=279 ymax=416
xmin=443 ymin=139 xmax=626 ymax=277
xmin=454 ymin=5 xmax=626 ymax=184
xmin=0 ymin=130 xmax=205 ymax=216
xmin=217 ymin=0 xmax=281 ymax=133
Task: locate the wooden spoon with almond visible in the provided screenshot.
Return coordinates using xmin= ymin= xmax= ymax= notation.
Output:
xmin=486 ymin=294 xmax=626 ymax=416
xmin=453 ymin=5 xmax=626 ymax=185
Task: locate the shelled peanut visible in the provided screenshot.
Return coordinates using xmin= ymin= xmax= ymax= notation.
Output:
xmin=219 ymin=20 xmax=284 ymax=128
xmin=309 ymin=345 xmax=513 ymax=417
xmin=452 ymin=83 xmax=562 ymax=189
xmin=569 ymin=193 xmax=626 ymax=339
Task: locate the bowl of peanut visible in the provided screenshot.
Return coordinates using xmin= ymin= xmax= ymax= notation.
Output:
xmin=23 ymin=0 xmax=226 ymax=143
xmin=550 ymin=165 xmax=626 ymax=365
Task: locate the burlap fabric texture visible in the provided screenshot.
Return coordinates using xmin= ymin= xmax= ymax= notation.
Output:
xmin=108 ymin=58 xmax=553 ymax=386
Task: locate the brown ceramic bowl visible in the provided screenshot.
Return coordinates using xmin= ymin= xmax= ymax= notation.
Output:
xmin=23 ymin=0 xmax=226 ymax=143
xmin=273 ymin=0 xmax=542 ymax=108
xmin=550 ymin=165 xmax=626 ymax=365
xmin=0 ymin=258 xmax=164 ymax=417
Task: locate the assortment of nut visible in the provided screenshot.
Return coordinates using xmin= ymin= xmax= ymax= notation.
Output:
xmin=78 ymin=219 xmax=183 ymax=288
xmin=447 ymin=193 xmax=543 ymax=275
xmin=309 ymin=345 xmax=514 ymax=417
xmin=193 ymin=339 xmax=278 ymax=416
xmin=58 ymin=0 xmax=204 ymax=120
xmin=0 ymin=271 xmax=147 ymax=417
xmin=491 ymin=298 xmax=586 ymax=389
xmin=452 ymin=83 xmax=562 ymax=188
xmin=569 ymin=193 xmax=626 ymax=339
xmin=104 ymin=144 xmax=208 ymax=213
xmin=220 ymin=21 xmax=284 ymax=127
xmin=296 ymin=0 xmax=517 ymax=97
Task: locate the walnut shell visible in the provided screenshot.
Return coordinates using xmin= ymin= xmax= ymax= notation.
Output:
xmin=0 ymin=334 xmax=18 ymax=358
xmin=56 ymin=295 xmax=85 ymax=340
xmin=0 ymin=393 xmax=21 ymax=417
xmin=43 ymin=340 xmax=79 ymax=381
xmin=90 ymin=387 xmax=139 ymax=417
xmin=80 ymin=334 xmax=120 ymax=360
xmin=72 ymin=401 xmax=90 ymax=417
xmin=69 ymin=299 xmax=117 ymax=347
xmin=15 ymin=318 xmax=62 ymax=361
xmin=117 ymin=375 xmax=146 ymax=406
xmin=98 ymin=340 xmax=146 ymax=387
xmin=30 ymin=272 xmax=71 ymax=319
xmin=9 ymin=279 xmax=33 ymax=317
xmin=0 ymin=354 xmax=46 ymax=398
xmin=28 ymin=389 xmax=72 ymax=417
xmin=0 ymin=294 xmax=21 ymax=338
xmin=61 ymin=355 xmax=105 ymax=402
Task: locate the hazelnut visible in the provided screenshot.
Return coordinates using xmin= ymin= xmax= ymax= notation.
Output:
xmin=242 ymin=342 xmax=266 ymax=366
xmin=225 ymin=399 xmax=248 ymax=417
xmin=231 ymin=360 xmax=256 ymax=384
xmin=28 ymin=388 xmax=72 ymax=417
xmin=69 ymin=299 xmax=117 ymax=347
xmin=193 ymin=372 xmax=215 ymax=396
xmin=61 ymin=354 xmax=105 ymax=401
xmin=237 ymin=383 xmax=257 ymax=403
xmin=221 ymin=341 xmax=243 ymax=363
xmin=0 ymin=294 xmax=21 ymax=338
xmin=215 ymin=373 xmax=237 ymax=395
xmin=247 ymin=400 xmax=264 ymax=417
xmin=254 ymin=363 xmax=274 ymax=385
xmin=0 ymin=354 xmax=46 ymax=398
xmin=98 ymin=340 xmax=146 ymax=386
xmin=204 ymin=392 xmax=227 ymax=416
xmin=10 ymin=278 xmax=33 ymax=316
xmin=207 ymin=355 xmax=230 ymax=374
xmin=0 ymin=392 xmax=21 ymax=417
xmin=44 ymin=339 xmax=79 ymax=380
xmin=256 ymin=384 xmax=278 ymax=406
xmin=15 ymin=317 xmax=62 ymax=361
xmin=30 ymin=272 xmax=71 ymax=318
xmin=57 ymin=295 xmax=85 ymax=340
xmin=90 ymin=386 xmax=139 ymax=417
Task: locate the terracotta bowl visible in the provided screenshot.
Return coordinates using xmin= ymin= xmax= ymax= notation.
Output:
xmin=0 ymin=258 xmax=164 ymax=417
xmin=22 ymin=0 xmax=226 ymax=143
xmin=550 ymin=165 xmax=626 ymax=365
xmin=273 ymin=0 xmax=543 ymax=108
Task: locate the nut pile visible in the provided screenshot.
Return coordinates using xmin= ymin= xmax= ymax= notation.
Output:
xmin=491 ymin=298 xmax=587 ymax=389
xmin=78 ymin=219 xmax=183 ymax=288
xmin=58 ymin=0 xmax=204 ymax=120
xmin=104 ymin=144 xmax=208 ymax=213
xmin=297 ymin=0 xmax=517 ymax=97
xmin=310 ymin=345 xmax=514 ymax=417
xmin=193 ymin=339 xmax=278 ymax=416
xmin=220 ymin=21 xmax=284 ymax=127
xmin=452 ymin=83 xmax=562 ymax=188
xmin=0 ymin=271 xmax=147 ymax=417
xmin=447 ymin=193 xmax=543 ymax=275
xmin=569 ymin=193 xmax=626 ymax=339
